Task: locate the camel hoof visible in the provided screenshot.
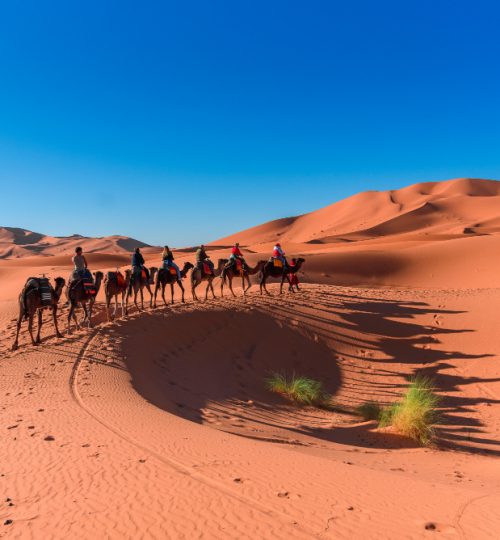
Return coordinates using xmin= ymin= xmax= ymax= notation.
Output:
xmin=56 ymin=333 xmax=63 ymax=339
xmin=11 ymin=343 xmax=18 ymax=351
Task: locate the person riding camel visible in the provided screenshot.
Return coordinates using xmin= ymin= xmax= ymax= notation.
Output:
xmin=132 ymin=247 xmax=150 ymax=282
xmin=273 ymin=242 xmax=287 ymax=269
xmin=196 ymin=245 xmax=215 ymax=275
xmin=70 ymin=246 xmax=91 ymax=284
xmin=225 ymin=242 xmax=247 ymax=272
xmin=162 ymin=245 xmax=181 ymax=281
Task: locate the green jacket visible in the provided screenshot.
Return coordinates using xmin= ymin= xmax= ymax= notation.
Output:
xmin=196 ymin=248 xmax=208 ymax=263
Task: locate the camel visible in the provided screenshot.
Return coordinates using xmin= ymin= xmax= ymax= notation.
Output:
xmin=220 ymin=259 xmax=267 ymax=297
xmin=104 ymin=269 xmax=132 ymax=321
xmin=259 ymin=257 xmax=305 ymax=295
xmin=12 ymin=277 xmax=66 ymax=351
xmin=153 ymin=262 xmax=194 ymax=307
xmin=67 ymin=271 xmax=104 ymax=333
xmin=125 ymin=267 xmax=157 ymax=314
xmin=191 ymin=259 xmax=226 ymax=301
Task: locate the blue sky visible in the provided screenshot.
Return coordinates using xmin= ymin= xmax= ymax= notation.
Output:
xmin=1 ymin=0 xmax=499 ymax=246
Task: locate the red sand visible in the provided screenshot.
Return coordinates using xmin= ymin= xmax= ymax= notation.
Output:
xmin=1 ymin=178 xmax=499 ymax=539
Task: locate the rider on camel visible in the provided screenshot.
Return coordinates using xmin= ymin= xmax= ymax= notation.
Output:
xmin=273 ymin=242 xmax=287 ymax=269
xmin=196 ymin=245 xmax=215 ymax=275
xmin=226 ymin=242 xmax=247 ymax=272
xmin=70 ymin=246 xmax=91 ymax=284
xmin=132 ymin=247 xmax=150 ymax=281
xmin=162 ymin=246 xmax=182 ymax=281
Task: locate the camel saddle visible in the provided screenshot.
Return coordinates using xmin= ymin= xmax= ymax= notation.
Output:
xmin=107 ymin=271 xmax=126 ymax=289
xmin=203 ymin=262 xmax=213 ymax=276
xmin=70 ymin=276 xmax=96 ymax=298
xmin=21 ymin=277 xmax=52 ymax=312
xmin=168 ymin=266 xmax=177 ymax=276
xmin=273 ymin=258 xmax=283 ymax=268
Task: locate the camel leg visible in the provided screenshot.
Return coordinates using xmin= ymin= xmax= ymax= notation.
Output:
xmin=192 ymin=277 xmax=200 ymax=301
xmin=52 ymin=306 xmax=62 ymax=338
xmin=134 ymin=287 xmax=140 ymax=312
xmin=153 ymin=281 xmax=159 ymax=308
xmin=210 ymin=279 xmax=216 ymax=299
xmin=67 ymin=305 xmax=73 ymax=334
xmin=114 ymin=293 xmax=119 ymax=318
xmin=162 ymin=284 xmax=168 ymax=306
xmin=245 ymin=275 xmax=252 ymax=294
xmin=260 ymin=276 xmax=271 ymax=296
xmin=35 ymin=309 xmax=42 ymax=344
xmin=106 ymin=295 xmax=111 ymax=322
xmin=82 ymin=303 xmax=89 ymax=326
xmin=28 ymin=311 xmax=36 ymax=345
xmin=177 ymin=281 xmax=185 ymax=303
xmin=140 ymin=287 xmax=144 ymax=310
xmin=87 ymin=299 xmax=94 ymax=328
xmin=228 ymin=277 xmax=236 ymax=298
xmin=170 ymin=283 xmax=175 ymax=304
xmin=220 ymin=277 xmax=224 ymax=298
xmin=11 ymin=303 xmax=24 ymax=351
xmin=145 ymin=283 xmax=153 ymax=308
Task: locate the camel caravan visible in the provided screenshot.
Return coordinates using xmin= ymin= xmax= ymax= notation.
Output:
xmin=11 ymin=242 xmax=305 ymax=350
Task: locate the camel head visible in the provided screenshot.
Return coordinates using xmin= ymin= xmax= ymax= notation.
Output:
xmin=293 ymin=258 xmax=306 ymax=270
xmin=217 ymin=258 xmax=228 ymax=269
xmin=53 ymin=277 xmax=66 ymax=300
xmin=182 ymin=262 xmax=195 ymax=276
xmin=93 ymin=271 xmax=104 ymax=292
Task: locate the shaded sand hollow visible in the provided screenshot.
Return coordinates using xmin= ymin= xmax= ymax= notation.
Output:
xmin=1 ymin=178 xmax=500 ymax=538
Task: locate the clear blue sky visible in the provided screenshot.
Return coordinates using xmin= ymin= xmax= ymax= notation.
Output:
xmin=1 ymin=1 xmax=499 ymax=246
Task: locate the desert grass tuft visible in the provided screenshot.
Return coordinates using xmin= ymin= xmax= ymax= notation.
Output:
xmin=266 ymin=373 xmax=330 ymax=406
xmin=380 ymin=376 xmax=440 ymax=445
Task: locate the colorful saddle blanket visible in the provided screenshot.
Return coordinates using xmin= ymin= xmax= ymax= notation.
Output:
xmin=273 ymin=258 xmax=283 ymax=268
xmin=107 ymin=271 xmax=126 ymax=289
xmin=82 ymin=278 xmax=97 ymax=297
xmin=203 ymin=262 xmax=213 ymax=276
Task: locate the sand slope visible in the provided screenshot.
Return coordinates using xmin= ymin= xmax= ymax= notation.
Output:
xmin=0 ymin=227 xmax=152 ymax=259
xmin=213 ymin=178 xmax=500 ymax=245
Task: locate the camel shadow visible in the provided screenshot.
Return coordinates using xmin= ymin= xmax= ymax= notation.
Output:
xmin=116 ymin=288 xmax=498 ymax=455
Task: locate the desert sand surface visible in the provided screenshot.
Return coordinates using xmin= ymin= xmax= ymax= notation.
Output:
xmin=1 ymin=178 xmax=500 ymax=539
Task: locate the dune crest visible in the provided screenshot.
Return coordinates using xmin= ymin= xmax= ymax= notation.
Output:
xmin=0 ymin=226 xmax=152 ymax=259
xmin=212 ymin=178 xmax=500 ymax=245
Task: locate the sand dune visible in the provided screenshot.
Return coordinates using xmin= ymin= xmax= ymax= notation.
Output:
xmin=0 ymin=226 xmax=152 ymax=259
xmin=1 ymin=178 xmax=500 ymax=538
xmin=213 ymin=178 xmax=500 ymax=245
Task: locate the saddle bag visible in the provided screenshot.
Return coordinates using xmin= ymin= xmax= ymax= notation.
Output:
xmin=38 ymin=278 xmax=52 ymax=306
xmin=82 ymin=278 xmax=96 ymax=297
xmin=169 ymin=267 xmax=177 ymax=276
xmin=203 ymin=263 xmax=212 ymax=276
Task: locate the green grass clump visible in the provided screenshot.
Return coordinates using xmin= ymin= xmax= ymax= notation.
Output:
xmin=266 ymin=373 xmax=330 ymax=406
xmin=356 ymin=401 xmax=382 ymax=421
xmin=379 ymin=376 xmax=440 ymax=445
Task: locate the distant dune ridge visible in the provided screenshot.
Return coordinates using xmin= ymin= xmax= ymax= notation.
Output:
xmin=0 ymin=227 xmax=151 ymax=259
xmin=212 ymin=178 xmax=500 ymax=246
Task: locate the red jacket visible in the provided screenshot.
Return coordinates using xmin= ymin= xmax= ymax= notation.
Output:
xmin=232 ymin=246 xmax=243 ymax=257
xmin=273 ymin=246 xmax=285 ymax=258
